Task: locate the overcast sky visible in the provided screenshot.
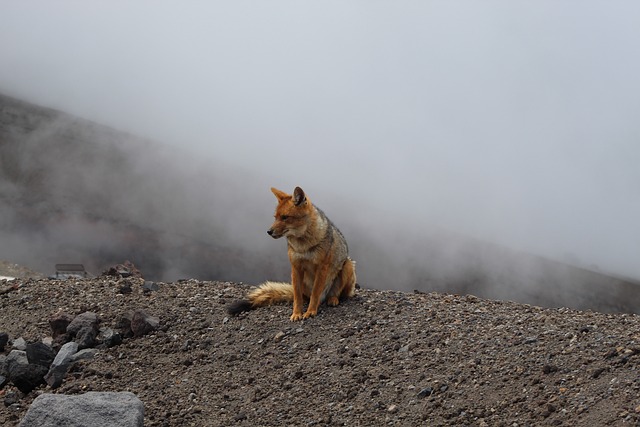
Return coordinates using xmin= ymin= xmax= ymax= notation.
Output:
xmin=1 ymin=1 xmax=639 ymax=279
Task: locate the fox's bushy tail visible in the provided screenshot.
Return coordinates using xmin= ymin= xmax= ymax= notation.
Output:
xmin=227 ymin=281 xmax=293 ymax=315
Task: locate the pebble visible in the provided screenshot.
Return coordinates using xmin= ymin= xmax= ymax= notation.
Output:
xmin=417 ymin=387 xmax=433 ymax=398
xmin=4 ymin=390 xmax=19 ymax=406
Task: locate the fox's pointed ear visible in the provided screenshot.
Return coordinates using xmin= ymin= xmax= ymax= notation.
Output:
xmin=293 ymin=187 xmax=306 ymax=206
xmin=271 ymin=187 xmax=289 ymax=201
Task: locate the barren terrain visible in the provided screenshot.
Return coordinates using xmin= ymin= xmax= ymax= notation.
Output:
xmin=1 ymin=276 xmax=639 ymax=426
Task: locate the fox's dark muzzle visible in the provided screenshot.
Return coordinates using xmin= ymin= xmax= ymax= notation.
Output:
xmin=267 ymin=228 xmax=283 ymax=238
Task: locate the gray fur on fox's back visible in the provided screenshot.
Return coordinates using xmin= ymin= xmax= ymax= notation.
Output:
xmin=288 ymin=205 xmax=350 ymax=269
xmin=316 ymin=206 xmax=349 ymax=253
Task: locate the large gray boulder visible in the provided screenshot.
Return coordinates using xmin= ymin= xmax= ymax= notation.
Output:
xmin=19 ymin=391 xmax=144 ymax=427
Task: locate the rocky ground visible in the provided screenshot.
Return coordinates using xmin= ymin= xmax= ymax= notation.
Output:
xmin=1 ymin=275 xmax=639 ymax=426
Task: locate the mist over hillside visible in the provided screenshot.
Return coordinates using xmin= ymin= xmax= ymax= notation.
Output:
xmin=0 ymin=94 xmax=287 ymax=282
xmin=1 ymin=93 xmax=639 ymax=314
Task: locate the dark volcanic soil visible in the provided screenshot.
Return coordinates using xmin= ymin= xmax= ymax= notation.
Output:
xmin=1 ymin=277 xmax=639 ymax=426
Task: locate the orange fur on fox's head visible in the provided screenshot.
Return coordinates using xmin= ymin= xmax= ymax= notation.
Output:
xmin=267 ymin=187 xmax=313 ymax=239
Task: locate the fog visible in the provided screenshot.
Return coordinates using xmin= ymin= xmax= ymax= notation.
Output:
xmin=1 ymin=2 xmax=639 ymax=290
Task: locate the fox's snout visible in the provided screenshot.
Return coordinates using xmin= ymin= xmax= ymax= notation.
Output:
xmin=267 ymin=227 xmax=283 ymax=239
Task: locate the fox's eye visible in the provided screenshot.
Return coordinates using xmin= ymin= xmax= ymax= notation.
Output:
xmin=280 ymin=215 xmax=289 ymax=220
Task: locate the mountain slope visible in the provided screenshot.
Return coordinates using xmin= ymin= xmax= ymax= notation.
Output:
xmin=1 ymin=92 xmax=639 ymax=314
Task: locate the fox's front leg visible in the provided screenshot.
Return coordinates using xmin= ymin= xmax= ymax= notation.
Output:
xmin=303 ymin=265 xmax=330 ymax=319
xmin=290 ymin=267 xmax=305 ymax=321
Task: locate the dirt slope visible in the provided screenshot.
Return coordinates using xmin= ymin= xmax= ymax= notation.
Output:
xmin=1 ymin=278 xmax=639 ymax=426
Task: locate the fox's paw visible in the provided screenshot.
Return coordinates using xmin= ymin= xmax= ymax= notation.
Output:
xmin=302 ymin=309 xmax=317 ymax=319
xmin=290 ymin=312 xmax=303 ymax=322
xmin=327 ymin=296 xmax=339 ymax=307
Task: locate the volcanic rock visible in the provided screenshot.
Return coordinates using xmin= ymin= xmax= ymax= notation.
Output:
xmin=67 ymin=312 xmax=100 ymax=349
xmin=25 ymin=342 xmax=55 ymax=369
xmin=130 ymin=310 xmax=159 ymax=337
xmin=48 ymin=311 xmax=73 ymax=339
xmin=9 ymin=363 xmax=47 ymax=394
xmin=6 ymin=350 xmax=28 ymax=371
xmin=44 ymin=341 xmax=78 ymax=389
xmin=99 ymin=327 xmax=123 ymax=348
xmin=101 ymin=261 xmax=142 ymax=279
xmin=18 ymin=392 xmax=144 ymax=427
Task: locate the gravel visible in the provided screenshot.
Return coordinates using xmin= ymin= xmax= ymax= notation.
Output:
xmin=1 ymin=277 xmax=639 ymax=426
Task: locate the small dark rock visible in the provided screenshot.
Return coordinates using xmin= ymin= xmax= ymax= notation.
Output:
xmin=9 ymin=363 xmax=47 ymax=394
xmin=118 ymin=281 xmax=133 ymax=294
xmin=591 ymin=367 xmax=606 ymax=379
xmin=26 ymin=342 xmax=55 ymax=368
xmin=115 ymin=312 xmax=134 ymax=338
xmin=48 ymin=311 xmax=73 ymax=339
xmin=604 ymin=348 xmax=618 ymax=359
xmin=0 ymin=374 xmax=7 ymax=388
xmin=130 ymin=310 xmax=160 ymax=337
xmin=100 ymin=328 xmax=122 ymax=348
xmin=142 ymin=281 xmax=160 ymax=293
xmin=340 ymin=329 xmax=354 ymax=338
xmin=418 ymin=387 xmax=433 ymax=398
xmin=542 ymin=365 xmax=558 ymax=374
xmin=234 ymin=412 xmax=248 ymax=422
xmin=75 ymin=327 xmax=98 ymax=350
xmin=67 ymin=312 xmax=100 ymax=336
xmin=67 ymin=312 xmax=100 ymax=349
xmin=4 ymin=390 xmax=19 ymax=407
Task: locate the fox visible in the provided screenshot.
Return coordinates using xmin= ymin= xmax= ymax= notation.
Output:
xmin=228 ymin=186 xmax=356 ymax=321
